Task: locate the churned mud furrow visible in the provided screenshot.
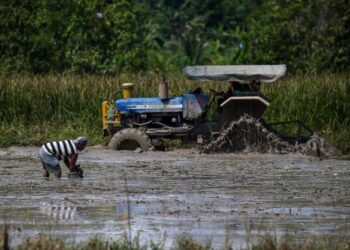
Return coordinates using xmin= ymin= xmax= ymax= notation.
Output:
xmin=204 ymin=115 xmax=295 ymax=154
xmin=203 ymin=115 xmax=341 ymax=158
xmin=0 ymin=146 xmax=350 ymax=249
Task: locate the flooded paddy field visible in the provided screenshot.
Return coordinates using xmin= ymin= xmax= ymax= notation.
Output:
xmin=0 ymin=146 xmax=350 ymax=249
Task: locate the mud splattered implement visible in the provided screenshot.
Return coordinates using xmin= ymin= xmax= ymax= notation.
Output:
xmin=102 ymin=65 xmax=325 ymax=156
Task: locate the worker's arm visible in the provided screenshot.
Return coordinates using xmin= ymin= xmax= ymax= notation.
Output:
xmin=63 ymin=154 xmax=79 ymax=171
xmin=69 ymin=154 xmax=78 ymax=171
xmin=63 ymin=156 xmax=70 ymax=168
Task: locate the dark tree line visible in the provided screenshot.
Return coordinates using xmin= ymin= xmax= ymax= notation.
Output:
xmin=0 ymin=0 xmax=349 ymax=73
xmin=0 ymin=0 xmax=145 ymax=73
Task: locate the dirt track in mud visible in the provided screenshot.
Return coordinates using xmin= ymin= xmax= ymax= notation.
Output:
xmin=0 ymin=146 xmax=350 ymax=249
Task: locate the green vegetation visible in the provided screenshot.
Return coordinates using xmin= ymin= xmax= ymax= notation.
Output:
xmin=0 ymin=0 xmax=145 ymax=74
xmin=1 ymin=228 xmax=350 ymax=250
xmin=263 ymin=72 xmax=350 ymax=153
xmin=1 ymin=0 xmax=349 ymax=74
xmin=0 ymin=72 xmax=349 ymax=153
xmin=245 ymin=0 xmax=350 ymax=72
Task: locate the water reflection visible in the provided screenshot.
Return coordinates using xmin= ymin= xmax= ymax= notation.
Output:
xmin=40 ymin=201 xmax=79 ymax=221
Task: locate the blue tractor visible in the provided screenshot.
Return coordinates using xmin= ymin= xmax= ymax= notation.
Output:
xmin=102 ymin=65 xmax=319 ymax=155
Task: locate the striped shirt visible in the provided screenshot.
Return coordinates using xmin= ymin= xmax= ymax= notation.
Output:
xmin=42 ymin=140 xmax=78 ymax=157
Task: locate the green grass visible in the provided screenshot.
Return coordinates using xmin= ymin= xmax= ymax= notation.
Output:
xmin=0 ymin=72 xmax=349 ymax=153
xmin=1 ymin=230 xmax=350 ymax=250
xmin=251 ymin=234 xmax=350 ymax=250
xmin=263 ymin=72 xmax=350 ymax=153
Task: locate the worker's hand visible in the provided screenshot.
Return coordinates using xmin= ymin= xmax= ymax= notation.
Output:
xmin=71 ymin=164 xmax=84 ymax=178
xmin=68 ymin=154 xmax=78 ymax=168
xmin=68 ymin=164 xmax=84 ymax=178
xmin=69 ymin=165 xmax=79 ymax=172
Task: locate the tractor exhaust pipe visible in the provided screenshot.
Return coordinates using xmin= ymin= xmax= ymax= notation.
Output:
xmin=158 ymin=75 xmax=168 ymax=101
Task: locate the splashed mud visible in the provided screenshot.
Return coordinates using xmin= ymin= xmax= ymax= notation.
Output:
xmin=203 ymin=115 xmax=339 ymax=158
xmin=0 ymin=146 xmax=349 ymax=249
xmin=204 ymin=115 xmax=295 ymax=154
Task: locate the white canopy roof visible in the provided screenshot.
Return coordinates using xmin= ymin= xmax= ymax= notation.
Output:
xmin=183 ymin=65 xmax=287 ymax=83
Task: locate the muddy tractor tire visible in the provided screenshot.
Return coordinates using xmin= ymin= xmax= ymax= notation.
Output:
xmin=108 ymin=128 xmax=152 ymax=151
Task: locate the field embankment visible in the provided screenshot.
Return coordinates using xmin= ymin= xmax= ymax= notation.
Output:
xmin=0 ymin=72 xmax=349 ymax=153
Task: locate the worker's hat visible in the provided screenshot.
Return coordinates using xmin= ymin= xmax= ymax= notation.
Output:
xmin=74 ymin=136 xmax=88 ymax=145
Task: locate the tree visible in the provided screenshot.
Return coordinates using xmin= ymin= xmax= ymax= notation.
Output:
xmin=245 ymin=0 xmax=350 ymax=72
xmin=0 ymin=0 xmax=35 ymax=72
xmin=0 ymin=0 xmax=146 ymax=73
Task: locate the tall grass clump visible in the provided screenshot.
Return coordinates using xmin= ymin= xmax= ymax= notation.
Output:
xmin=0 ymin=71 xmax=349 ymax=153
xmin=263 ymin=72 xmax=350 ymax=153
xmin=251 ymin=234 xmax=350 ymax=250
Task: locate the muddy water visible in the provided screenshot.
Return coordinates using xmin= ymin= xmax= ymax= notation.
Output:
xmin=0 ymin=146 xmax=350 ymax=249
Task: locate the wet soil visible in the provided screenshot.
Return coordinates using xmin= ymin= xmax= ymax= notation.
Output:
xmin=0 ymin=146 xmax=350 ymax=249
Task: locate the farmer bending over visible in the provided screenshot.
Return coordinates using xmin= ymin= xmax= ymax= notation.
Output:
xmin=39 ymin=136 xmax=88 ymax=178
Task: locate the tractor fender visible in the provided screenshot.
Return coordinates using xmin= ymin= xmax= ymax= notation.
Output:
xmin=108 ymin=128 xmax=152 ymax=151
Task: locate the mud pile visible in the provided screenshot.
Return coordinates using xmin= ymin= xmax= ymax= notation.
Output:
xmin=203 ymin=115 xmax=332 ymax=156
xmin=204 ymin=115 xmax=296 ymax=154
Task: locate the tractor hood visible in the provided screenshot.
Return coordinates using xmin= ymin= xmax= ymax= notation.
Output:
xmin=183 ymin=65 xmax=286 ymax=83
xmin=115 ymin=93 xmax=209 ymax=121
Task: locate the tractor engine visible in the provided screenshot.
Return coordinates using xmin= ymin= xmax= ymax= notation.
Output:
xmin=116 ymin=93 xmax=208 ymax=128
xmin=102 ymin=81 xmax=209 ymax=139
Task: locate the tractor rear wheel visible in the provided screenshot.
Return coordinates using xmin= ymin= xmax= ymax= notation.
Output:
xmin=108 ymin=128 xmax=152 ymax=151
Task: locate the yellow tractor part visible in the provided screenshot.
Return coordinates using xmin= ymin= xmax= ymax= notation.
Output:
xmin=102 ymin=101 xmax=120 ymax=130
xmin=122 ymin=83 xmax=133 ymax=99
xmin=102 ymin=101 xmax=111 ymax=129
